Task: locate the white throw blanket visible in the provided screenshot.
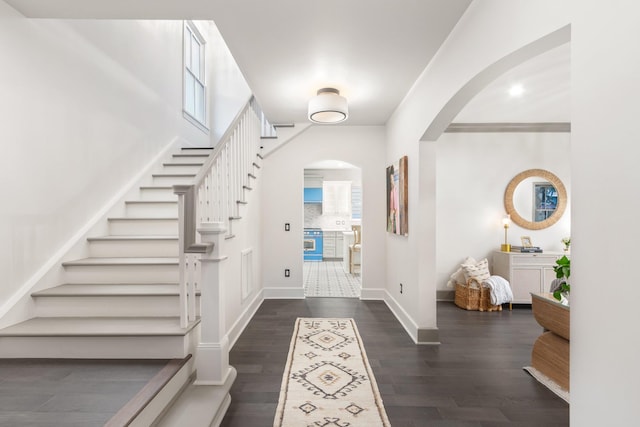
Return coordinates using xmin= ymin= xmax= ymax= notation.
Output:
xmin=483 ymin=275 xmax=513 ymax=305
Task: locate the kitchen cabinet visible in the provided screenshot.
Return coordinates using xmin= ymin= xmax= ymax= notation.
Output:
xmin=323 ymin=231 xmax=344 ymax=260
xmin=336 ymin=233 xmax=344 ymax=258
xmin=303 ymin=188 xmax=322 ymax=203
xmin=492 ymin=251 xmax=563 ymax=304
xmin=322 ymin=181 xmax=351 ymax=215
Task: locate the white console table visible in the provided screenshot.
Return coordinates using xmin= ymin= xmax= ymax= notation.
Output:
xmin=492 ymin=251 xmax=566 ymax=304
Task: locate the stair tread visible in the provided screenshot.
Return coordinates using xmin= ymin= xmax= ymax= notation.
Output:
xmin=62 ymin=257 xmax=179 ymax=266
xmin=0 ymin=317 xmax=199 ymax=337
xmin=152 ymin=173 xmax=196 ymax=177
xmin=87 ymin=235 xmax=178 ymax=241
xmin=140 ymin=186 xmax=173 ymax=190
xmin=108 ymin=217 xmax=178 ymax=221
xmin=172 ymin=154 xmax=209 ymax=158
xmin=163 ymin=162 xmax=204 ymax=166
xmin=33 ymin=283 xmax=184 ymax=297
xmin=125 ymin=200 xmax=178 ymax=204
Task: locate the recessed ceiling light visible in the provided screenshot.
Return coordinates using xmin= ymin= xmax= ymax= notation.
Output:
xmin=509 ymin=84 xmax=525 ymax=97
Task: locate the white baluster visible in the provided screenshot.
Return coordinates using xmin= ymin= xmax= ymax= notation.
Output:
xmin=188 ymin=254 xmax=198 ymax=322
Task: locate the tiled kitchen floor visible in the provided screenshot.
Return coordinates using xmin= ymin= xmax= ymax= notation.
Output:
xmin=303 ymin=261 xmax=361 ymax=298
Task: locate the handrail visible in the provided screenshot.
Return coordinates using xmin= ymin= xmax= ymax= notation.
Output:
xmin=172 ymin=95 xmax=265 ymax=328
xmin=191 ymin=95 xmax=254 ymax=187
xmin=175 ymin=95 xmax=254 ymax=254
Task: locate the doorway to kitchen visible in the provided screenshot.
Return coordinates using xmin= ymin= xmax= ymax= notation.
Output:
xmin=303 ymin=161 xmax=362 ymax=298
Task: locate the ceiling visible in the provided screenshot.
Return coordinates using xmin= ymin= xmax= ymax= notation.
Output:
xmin=453 ymin=42 xmax=570 ymax=124
xmin=6 ymin=0 xmax=569 ymax=127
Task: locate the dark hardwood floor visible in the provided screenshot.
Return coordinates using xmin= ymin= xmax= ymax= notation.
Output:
xmin=221 ymin=299 xmax=569 ymax=427
xmin=0 ymin=359 xmax=168 ymax=426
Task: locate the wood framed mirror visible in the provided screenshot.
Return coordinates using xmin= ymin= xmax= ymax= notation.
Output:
xmin=504 ymin=169 xmax=567 ymax=230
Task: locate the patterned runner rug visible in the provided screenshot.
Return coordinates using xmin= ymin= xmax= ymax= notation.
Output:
xmin=274 ymin=318 xmax=390 ymax=427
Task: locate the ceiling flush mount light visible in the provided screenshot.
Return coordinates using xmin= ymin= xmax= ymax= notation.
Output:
xmin=308 ymin=88 xmax=348 ymax=124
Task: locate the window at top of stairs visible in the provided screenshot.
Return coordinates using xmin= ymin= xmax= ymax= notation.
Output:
xmin=183 ymin=21 xmax=208 ymax=132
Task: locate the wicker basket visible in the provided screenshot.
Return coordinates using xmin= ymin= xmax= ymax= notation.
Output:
xmin=454 ymin=278 xmax=502 ymax=312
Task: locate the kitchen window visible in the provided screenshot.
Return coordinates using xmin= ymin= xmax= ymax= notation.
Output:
xmin=351 ymin=186 xmax=362 ymax=220
xmin=183 ymin=21 xmax=208 ymax=131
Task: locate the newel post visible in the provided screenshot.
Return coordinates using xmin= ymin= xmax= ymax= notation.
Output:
xmin=195 ymin=221 xmax=231 ymax=385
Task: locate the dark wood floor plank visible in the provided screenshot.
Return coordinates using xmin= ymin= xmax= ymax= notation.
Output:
xmin=221 ymin=299 xmax=569 ymax=427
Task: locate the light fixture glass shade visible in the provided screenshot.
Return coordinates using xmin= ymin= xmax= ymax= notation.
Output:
xmin=308 ymin=88 xmax=348 ymax=124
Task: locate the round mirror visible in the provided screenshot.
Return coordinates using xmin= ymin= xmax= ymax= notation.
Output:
xmin=504 ymin=169 xmax=567 ymax=230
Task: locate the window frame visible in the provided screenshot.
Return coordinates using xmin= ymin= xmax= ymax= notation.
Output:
xmin=183 ymin=21 xmax=209 ymax=133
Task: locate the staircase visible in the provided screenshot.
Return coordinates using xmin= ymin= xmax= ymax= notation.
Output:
xmin=0 ymin=96 xmax=268 ymax=425
xmin=0 ymin=148 xmax=212 ymax=359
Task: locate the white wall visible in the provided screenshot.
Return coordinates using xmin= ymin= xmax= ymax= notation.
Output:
xmin=385 ymin=0 xmax=571 ymax=336
xmin=572 ymin=1 xmax=640 ymax=424
xmin=204 ymin=20 xmax=252 ymax=144
xmin=220 ymin=143 xmax=263 ymax=345
xmin=261 ymin=126 xmax=386 ymax=298
xmin=0 ymin=3 xmax=251 ymax=314
xmin=436 ymin=132 xmax=571 ymax=291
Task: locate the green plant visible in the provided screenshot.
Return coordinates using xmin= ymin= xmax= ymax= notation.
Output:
xmin=553 ymin=255 xmax=571 ymax=301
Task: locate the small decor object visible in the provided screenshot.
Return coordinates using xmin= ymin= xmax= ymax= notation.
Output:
xmin=552 ymin=255 xmax=571 ymax=303
xmin=501 ymin=214 xmax=511 ymax=252
xmin=561 ymin=236 xmax=571 ymax=252
xmin=386 ymin=156 xmax=408 ymax=236
xmin=521 ymin=236 xmax=533 ymax=247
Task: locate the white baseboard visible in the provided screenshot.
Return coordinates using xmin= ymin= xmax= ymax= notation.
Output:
xmin=359 ymin=288 xmax=387 ymax=300
xmin=263 ymin=287 xmax=305 ymax=299
xmin=382 ymin=291 xmax=420 ymax=343
xmin=227 ymin=289 xmax=264 ymax=349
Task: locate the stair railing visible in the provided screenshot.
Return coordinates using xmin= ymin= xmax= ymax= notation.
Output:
xmin=173 ymin=96 xmax=264 ymax=328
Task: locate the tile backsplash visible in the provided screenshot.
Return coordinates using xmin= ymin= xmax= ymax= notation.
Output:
xmin=304 ymin=204 xmax=352 ymax=230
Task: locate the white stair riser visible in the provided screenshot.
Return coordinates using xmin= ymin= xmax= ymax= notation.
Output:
xmin=89 ymin=240 xmax=178 ymax=257
xmin=177 ymin=149 xmax=211 ymax=156
xmin=171 ymin=156 xmax=210 ymax=164
xmin=0 ymin=334 xmax=196 ymax=359
xmin=161 ymin=165 xmax=203 ymax=174
xmin=63 ymin=264 xmax=179 ymax=284
xmin=139 ymin=188 xmax=177 ymax=201
xmin=33 ymin=295 xmax=200 ymax=317
xmin=152 ymin=175 xmax=195 ymax=185
xmin=125 ymin=202 xmax=178 ymax=217
xmin=109 ymin=219 xmax=178 ymax=235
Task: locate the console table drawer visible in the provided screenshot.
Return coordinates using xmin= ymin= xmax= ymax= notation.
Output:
xmin=511 ymin=254 xmax=559 ymax=265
